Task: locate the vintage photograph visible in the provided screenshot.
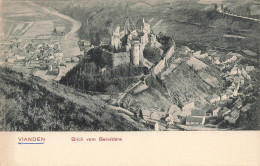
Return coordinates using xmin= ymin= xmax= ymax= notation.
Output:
xmin=0 ymin=0 xmax=259 ymax=131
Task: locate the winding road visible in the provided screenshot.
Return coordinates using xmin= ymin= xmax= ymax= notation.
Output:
xmin=217 ymin=9 xmax=260 ymax=22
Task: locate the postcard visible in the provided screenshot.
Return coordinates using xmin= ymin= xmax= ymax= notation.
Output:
xmin=0 ymin=0 xmax=259 ymax=165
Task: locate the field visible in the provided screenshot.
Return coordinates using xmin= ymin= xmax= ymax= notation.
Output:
xmin=22 ymin=21 xmax=54 ymax=39
xmin=0 ymin=1 xmax=72 ymax=40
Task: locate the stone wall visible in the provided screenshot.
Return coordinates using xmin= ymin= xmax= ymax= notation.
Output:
xmin=111 ymin=52 xmax=130 ymax=67
xmin=152 ymin=44 xmax=175 ymax=76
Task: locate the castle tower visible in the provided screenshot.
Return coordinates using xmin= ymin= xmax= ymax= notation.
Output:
xmin=139 ymin=34 xmax=145 ymax=61
xmin=141 ymin=18 xmax=150 ymax=46
xmin=130 ymin=40 xmax=140 ymax=66
xmin=111 ymin=25 xmax=121 ymax=51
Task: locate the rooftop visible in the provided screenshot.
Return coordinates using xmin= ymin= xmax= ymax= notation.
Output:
xmin=186 ymin=116 xmax=204 ymax=123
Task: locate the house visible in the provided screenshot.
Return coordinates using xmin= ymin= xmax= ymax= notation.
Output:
xmin=186 ymin=116 xmax=205 ymax=125
xmin=233 ymin=76 xmax=240 ymax=84
xmin=237 ymin=68 xmax=241 ymax=75
xmin=224 ymin=116 xmax=237 ymax=124
xmin=247 ymin=75 xmax=251 ymax=80
xmin=193 ymin=51 xmax=208 ymax=59
xmin=180 ymin=46 xmax=193 ymax=55
xmin=6 ymin=57 xmax=16 ymax=63
xmin=146 ymin=120 xmax=159 ymax=131
xmin=221 ymin=94 xmax=227 ymax=101
xmin=193 ymin=51 xmax=201 ymax=57
xmin=215 ymin=57 xmax=221 ymax=64
xmin=240 ymin=78 xmax=245 ymax=86
xmin=198 ymin=53 xmax=208 ymax=59
xmin=37 ymin=44 xmax=43 ymax=48
xmin=230 ymin=67 xmax=238 ymax=75
xmin=79 ymin=40 xmax=91 ymax=47
xmin=191 ymin=109 xmax=206 ymax=117
xmin=230 ymin=55 xmax=237 ymax=61
xmin=168 ymin=105 xmax=181 ymax=114
xmin=233 ymin=98 xmax=243 ymax=109
xmin=241 ymin=104 xmax=252 ymax=113
xmin=206 ymin=94 xmax=220 ymax=104
xmin=225 ymin=91 xmax=233 ymax=99
xmin=227 ymin=52 xmax=243 ymax=58
xmin=53 ymin=25 xmax=65 ymax=35
xmin=229 ymin=82 xmax=236 ymax=89
xmin=233 ymin=89 xmax=238 ymax=97
xmin=218 ymin=107 xmax=231 ymax=117
xmin=202 ymin=104 xmax=218 ymax=116
xmin=233 ymin=83 xmax=240 ymax=97
xmin=245 ymin=66 xmax=255 ymax=72
xmin=241 ymin=68 xmax=248 ymax=79
xmin=182 ymin=102 xmax=195 ymax=112
xmin=224 ymin=58 xmax=231 ymax=63
xmin=54 ymin=52 xmax=63 ymax=57
xmin=213 ymin=107 xmax=221 ymax=116
xmin=224 ymin=110 xmax=240 ymax=125
xmin=166 ymin=117 xmax=174 ymax=124
xmin=166 ymin=109 xmax=182 ymax=124
xmin=133 ymin=83 xmax=149 ymax=94
xmin=217 ymin=100 xmax=228 ymax=108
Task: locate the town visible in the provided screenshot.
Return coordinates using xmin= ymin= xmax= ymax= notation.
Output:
xmin=0 ymin=25 xmax=81 ymax=81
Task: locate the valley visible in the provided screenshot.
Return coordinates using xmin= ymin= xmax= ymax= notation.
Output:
xmin=0 ymin=0 xmax=259 ymax=131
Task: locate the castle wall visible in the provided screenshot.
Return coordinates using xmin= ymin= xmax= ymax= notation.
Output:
xmin=152 ymin=44 xmax=175 ymax=75
xmin=111 ymin=52 xmax=130 ymax=67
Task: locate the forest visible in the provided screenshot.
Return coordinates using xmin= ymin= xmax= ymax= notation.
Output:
xmin=59 ymin=57 xmax=146 ymax=93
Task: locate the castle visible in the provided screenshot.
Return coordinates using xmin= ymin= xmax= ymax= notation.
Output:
xmin=109 ymin=18 xmax=161 ymax=67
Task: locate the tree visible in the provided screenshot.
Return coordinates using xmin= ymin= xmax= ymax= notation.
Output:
xmin=134 ymin=111 xmax=137 ymax=118
xmin=106 ymin=85 xmax=119 ymax=94
xmin=53 ymin=28 xmax=57 ymax=34
xmin=143 ymin=46 xmax=161 ymax=63
xmin=89 ymin=47 xmax=104 ymax=68
xmin=214 ymin=4 xmax=218 ymax=11
xmin=157 ymin=35 xmax=173 ymax=52
xmin=105 ymin=19 xmax=112 ymax=28
xmin=93 ymin=33 xmax=101 ymax=46
xmin=139 ymin=109 xmax=143 ymax=119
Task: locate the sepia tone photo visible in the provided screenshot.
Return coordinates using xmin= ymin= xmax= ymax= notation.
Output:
xmin=0 ymin=0 xmax=259 ymax=132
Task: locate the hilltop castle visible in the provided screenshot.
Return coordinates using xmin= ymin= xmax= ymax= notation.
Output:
xmin=108 ymin=18 xmax=161 ymax=67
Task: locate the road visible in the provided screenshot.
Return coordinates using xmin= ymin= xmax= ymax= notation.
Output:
xmin=116 ymin=74 xmax=150 ymax=106
xmin=217 ymin=9 xmax=260 ymax=23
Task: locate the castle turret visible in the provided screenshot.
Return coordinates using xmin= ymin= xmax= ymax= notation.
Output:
xmin=111 ymin=25 xmax=121 ymax=51
xmin=139 ymin=33 xmax=145 ymax=61
xmin=130 ymin=40 xmax=140 ymax=66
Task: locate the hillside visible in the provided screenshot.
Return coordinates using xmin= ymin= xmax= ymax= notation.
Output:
xmin=0 ymin=67 xmax=146 ymax=131
xmin=59 ymin=57 xmax=144 ymax=93
xmin=35 ymin=0 xmax=260 ymax=55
